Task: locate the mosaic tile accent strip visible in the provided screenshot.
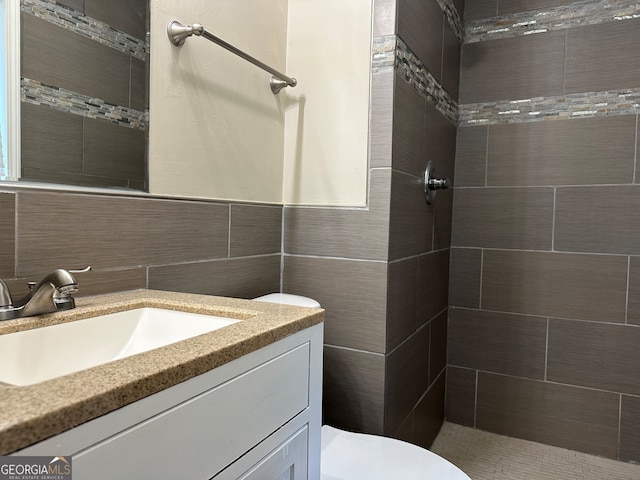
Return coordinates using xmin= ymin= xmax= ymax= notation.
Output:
xmin=458 ymin=88 xmax=640 ymax=126
xmin=22 ymin=0 xmax=147 ymax=60
xmin=372 ymin=35 xmax=396 ymax=72
xmin=465 ymin=0 xmax=640 ymax=44
xmin=22 ymin=78 xmax=148 ymax=130
xmin=395 ymin=38 xmax=458 ymax=125
xmin=372 ymin=35 xmax=459 ymax=124
xmin=436 ymin=0 xmax=464 ymax=42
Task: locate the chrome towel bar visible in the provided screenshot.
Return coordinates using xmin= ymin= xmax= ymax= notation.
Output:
xmin=167 ymin=20 xmax=297 ymax=94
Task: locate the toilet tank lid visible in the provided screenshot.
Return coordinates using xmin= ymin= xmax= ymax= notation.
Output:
xmin=253 ymin=293 xmax=321 ymax=308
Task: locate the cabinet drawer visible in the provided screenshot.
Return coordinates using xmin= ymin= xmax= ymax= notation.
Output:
xmin=73 ymin=343 xmax=310 ymax=480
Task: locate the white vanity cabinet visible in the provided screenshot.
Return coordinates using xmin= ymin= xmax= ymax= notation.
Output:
xmin=16 ymin=324 xmax=323 ymax=480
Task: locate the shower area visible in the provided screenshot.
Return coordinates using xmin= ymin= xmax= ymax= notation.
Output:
xmin=284 ymin=0 xmax=640 ymax=473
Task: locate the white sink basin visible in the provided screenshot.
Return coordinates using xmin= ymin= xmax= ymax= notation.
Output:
xmin=0 ymin=308 xmax=240 ymax=386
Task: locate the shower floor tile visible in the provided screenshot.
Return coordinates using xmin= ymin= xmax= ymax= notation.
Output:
xmin=431 ymin=422 xmax=640 ymax=480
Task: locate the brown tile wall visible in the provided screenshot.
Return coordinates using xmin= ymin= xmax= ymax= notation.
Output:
xmin=450 ymin=1 xmax=640 ymax=462
xmin=282 ymin=0 xmax=459 ymax=447
xmin=0 ymin=189 xmax=282 ymax=302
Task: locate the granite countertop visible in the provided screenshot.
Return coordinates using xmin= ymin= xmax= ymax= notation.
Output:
xmin=0 ymin=289 xmax=324 ymax=455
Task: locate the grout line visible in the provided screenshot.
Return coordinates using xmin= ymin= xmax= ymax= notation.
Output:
xmin=544 ymin=317 xmax=550 ymax=381
xmin=227 ymin=205 xmax=232 ymax=259
xmin=634 ymin=115 xmax=638 ymax=184
xmin=618 ymin=394 xmax=623 ymax=460
xmin=478 ymin=249 xmax=484 ymax=309
xmin=625 ymin=256 xmax=631 ymax=324
xmin=474 ymin=370 xmax=479 ymax=428
xmin=551 ymin=187 xmax=557 ymax=252
xmin=484 ymin=127 xmax=490 ymax=187
xmin=280 ymin=206 xmax=286 ymax=293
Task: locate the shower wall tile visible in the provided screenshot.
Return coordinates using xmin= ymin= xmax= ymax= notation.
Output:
xmin=449 ymin=248 xmax=481 ymax=308
xmin=374 ymin=0 xmax=397 ymax=37
xmin=448 ymin=308 xmax=547 ymax=379
xmin=393 ymin=74 xmax=426 ymax=176
xmin=22 ymin=13 xmax=131 ymax=107
xmin=547 ymin=319 xmax=640 ymax=396
xmin=454 ymin=126 xmax=487 ymax=187
xmin=487 ymin=116 xmax=636 ymax=186
xmin=389 ymin=171 xmax=433 ymax=260
xmin=459 ymin=31 xmax=565 ymax=103
xmin=429 ymin=311 xmax=448 ymax=383
xmin=498 ymin=0 xmax=569 ymax=16
xmin=417 ymin=249 xmax=450 ymax=325
xmin=433 ymin=189 xmax=453 ymax=250
xmin=323 ymin=346 xmax=385 ymax=435
xmin=391 ymin=412 xmax=414 ymax=444
xmin=627 ymin=257 xmax=640 ymax=325
xmin=476 ymin=373 xmax=620 ymax=458
xmin=57 ymin=0 xmax=83 ymax=12
xmin=385 ymin=326 xmax=430 ymax=433
xmin=16 ymin=192 xmax=229 ymax=275
xmin=620 ymin=396 xmax=640 ymax=463
xmin=387 ymin=258 xmax=418 ymax=352
xmin=229 ymin=204 xmax=282 ymax=257
xmin=425 ymin=102 xmax=457 ymax=181
xmin=445 ymin=366 xmax=476 ymax=427
xmin=85 ymin=0 xmax=147 ymax=40
xmin=21 ymin=103 xmax=83 ymax=175
xmin=0 ymin=193 xmax=16 ymax=278
xmin=463 ymin=0 xmax=496 ymax=22
xmin=442 ymin=21 xmax=461 ymax=100
xmin=370 ymin=70 xmax=394 ymax=169
xmin=130 ymin=57 xmax=148 ymax=111
xmin=284 ymin=169 xmax=390 ymax=261
xmin=565 ymin=19 xmax=640 ymax=94
xmin=451 ymin=187 xmax=554 ymax=250
xmin=83 ymin=118 xmax=146 ymax=182
xmin=414 ymin=372 xmax=446 ymax=448
xmin=149 ymin=255 xmax=281 ymax=299
xmin=283 ymin=255 xmax=388 ymax=353
xmin=482 ymin=250 xmax=628 ymax=322
xmin=397 ymin=0 xmax=444 ymax=82
xmin=555 ymin=186 xmax=640 ymax=255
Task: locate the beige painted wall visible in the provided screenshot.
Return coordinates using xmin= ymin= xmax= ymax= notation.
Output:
xmin=284 ymin=0 xmax=372 ymax=206
xmin=149 ymin=0 xmax=372 ymax=206
xmin=149 ymin=0 xmax=287 ymax=203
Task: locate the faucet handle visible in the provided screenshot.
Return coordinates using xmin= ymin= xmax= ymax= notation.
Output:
xmin=68 ymin=266 xmax=92 ymax=274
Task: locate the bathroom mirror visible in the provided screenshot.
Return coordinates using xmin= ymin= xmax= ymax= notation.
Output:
xmin=6 ymin=0 xmax=148 ymax=191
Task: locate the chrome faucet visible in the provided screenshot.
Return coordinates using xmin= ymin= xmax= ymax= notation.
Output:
xmin=0 ymin=266 xmax=91 ymax=321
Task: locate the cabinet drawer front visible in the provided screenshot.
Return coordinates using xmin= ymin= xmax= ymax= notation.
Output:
xmin=73 ymin=343 xmax=310 ymax=480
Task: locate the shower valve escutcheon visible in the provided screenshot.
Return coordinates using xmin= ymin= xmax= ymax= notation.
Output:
xmin=424 ymin=161 xmax=451 ymax=205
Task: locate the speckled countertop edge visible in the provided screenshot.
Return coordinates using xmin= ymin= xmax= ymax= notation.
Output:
xmin=0 ymin=289 xmax=324 ymax=455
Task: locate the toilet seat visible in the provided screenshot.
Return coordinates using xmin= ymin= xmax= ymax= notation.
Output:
xmin=320 ymin=426 xmax=471 ymax=480
xmin=253 ymin=293 xmax=321 ymax=308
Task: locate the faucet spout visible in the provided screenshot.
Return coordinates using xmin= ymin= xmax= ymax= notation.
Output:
xmin=0 ymin=266 xmax=90 ymax=321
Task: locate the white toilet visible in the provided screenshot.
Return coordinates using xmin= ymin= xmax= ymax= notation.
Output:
xmin=253 ymin=293 xmax=471 ymax=480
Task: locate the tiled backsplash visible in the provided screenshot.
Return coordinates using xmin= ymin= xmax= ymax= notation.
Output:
xmin=0 ymin=190 xmax=282 ymax=301
xmin=450 ymin=0 xmax=640 ymax=463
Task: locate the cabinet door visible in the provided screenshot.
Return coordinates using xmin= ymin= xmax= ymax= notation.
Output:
xmin=237 ymin=426 xmax=308 ymax=480
xmin=73 ymin=343 xmax=310 ymax=480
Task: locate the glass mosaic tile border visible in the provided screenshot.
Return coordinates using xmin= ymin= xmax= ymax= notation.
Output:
xmin=465 ymin=0 xmax=640 ymax=44
xmin=22 ymin=0 xmax=147 ymax=60
xmin=458 ymin=88 xmax=640 ymax=126
xmin=22 ymin=78 xmax=148 ymax=130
